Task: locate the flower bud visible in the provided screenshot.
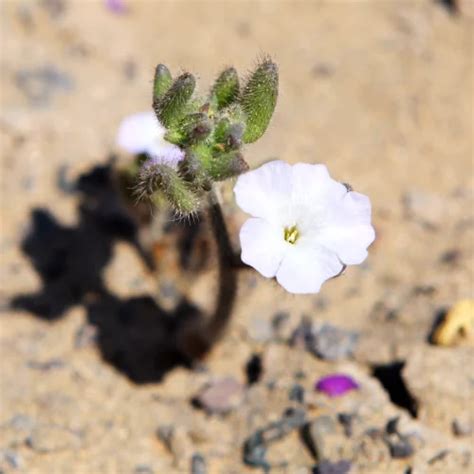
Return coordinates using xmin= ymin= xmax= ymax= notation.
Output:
xmin=210 ymin=67 xmax=239 ymax=110
xmin=152 ymin=64 xmax=172 ymax=103
xmin=153 ymin=72 xmax=196 ymax=128
xmin=240 ymin=58 xmax=278 ymax=143
xmin=205 ymin=150 xmax=249 ymax=181
xmin=136 ymin=163 xmax=200 ymax=217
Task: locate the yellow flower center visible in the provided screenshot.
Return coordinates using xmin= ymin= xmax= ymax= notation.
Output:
xmin=284 ymin=225 xmax=299 ymax=244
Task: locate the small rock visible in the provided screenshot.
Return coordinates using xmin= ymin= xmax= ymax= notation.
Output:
xmin=193 ymin=377 xmax=244 ymax=414
xmin=0 ymin=449 xmax=22 ymax=469
xmin=243 ymin=408 xmax=307 ymax=470
xmin=452 ymin=417 xmax=472 ymax=437
xmin=290 ymin=320 xmax=358 ymax=360
xmin=190 ymin=453 xmax=206 ymax=474
xmin=311 ymin=324 xmax=359 ymax=361
xmin=313 ymin=460 xmax=351 ymax=474
xmin=388 ymin=439 xmax=414 ymax=459
xmin=26 ymin=425 xmax=82 ymax=453
xmin=288 ymin=384 xmax=305 ymax=403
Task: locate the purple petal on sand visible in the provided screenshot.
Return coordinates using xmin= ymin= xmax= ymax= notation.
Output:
xmin=315 ymin=374 xmax=359 ymax=397
xmin=106 ymin=0 xmax=127 ymax=14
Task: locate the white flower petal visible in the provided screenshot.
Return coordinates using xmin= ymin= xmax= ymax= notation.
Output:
xmin=276 ymin=241 xmax=343 ymax=294
xmin=116 ymin=111 xmax=165 ymax=154
xmin=240 ymin=218 xmax=287 ymax=278
xmin=234 ymin=160 xmax=293 ymax=225
xmin=316 ymin=191 xmax=375 ymax=265
xmin=291 ymin=163 xmax=347 ymax=210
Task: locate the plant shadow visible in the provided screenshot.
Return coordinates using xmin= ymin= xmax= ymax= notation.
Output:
xmin=11 ymin=161 xmax=206 ymax=383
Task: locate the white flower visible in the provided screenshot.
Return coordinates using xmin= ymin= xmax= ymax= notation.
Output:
xmin=116 ymin=111 xmax=185 ymax=167
xmin=234 ymin=160 xmax=375 ymax=294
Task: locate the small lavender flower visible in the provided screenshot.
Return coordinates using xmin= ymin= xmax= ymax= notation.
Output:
xmin=315 ymin=374 xmax=359 ymax=397
xmin=116 ymin=111 xmax=185 ymax=167
xmin=234 ymin=160 xmax=375 ymax=294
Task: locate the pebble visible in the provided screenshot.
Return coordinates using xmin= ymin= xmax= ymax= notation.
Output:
xmin=288 ymin=384 xmax=305 ymax=403
xmin=290 ymin=320 xmax=358 ymax=360
xmin=26 ymin=425 xmax=82 ymax=453
xmin=243 ymin=408 xmax=306 ymax=470
xmin=452 ymin=417 xmax=473 ymax=437
xmin=0 ymin=450 xmax=22 ymax=469
xmin=193 ymin=377 xmax=244 ymax=414
xmin=313 ymin=460 xmax=351 ymax=474
xmin=310 ymin=324 xmax=359 ymax=361
xmin=190 ymin=453 xmax=206 ymax=474
xmin=389 ymin=440 xmax=414 ymax=459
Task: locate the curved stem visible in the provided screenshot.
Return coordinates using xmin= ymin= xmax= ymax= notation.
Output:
xmin=177 ymin=187 xmax=238 ymax=360
xmin=205 ymin=188 xmax=238 ymax=338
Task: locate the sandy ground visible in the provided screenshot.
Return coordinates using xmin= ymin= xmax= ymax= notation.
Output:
xmin=0 ymin=1 xmax=473 ymax=473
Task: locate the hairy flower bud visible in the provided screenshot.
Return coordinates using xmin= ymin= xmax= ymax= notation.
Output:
xmin=204 ymin=150 xmax=249 ymax=181
xmin=136 ymin=162 xmax=200 ymax=217
xmin=210 ymin=67 xmax=240 ymax=110
xmin=154 ymin=72 xmax=196 ymax=128
xmin=152 ymin=64 xmax=172 ymax=104
xmin=240 ymin=58 xmax=278 ymax=144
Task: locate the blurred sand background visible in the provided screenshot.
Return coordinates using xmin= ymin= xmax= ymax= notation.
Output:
xmin=0 ymin=1 xmax=473 ymax=473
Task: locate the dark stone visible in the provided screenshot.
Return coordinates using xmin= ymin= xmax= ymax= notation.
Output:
xmin=288 ymin=384 xmax=305 ymax=403
xmin=452 ymin=418 xmax=473 ymax=437
xmin=313 ymin=460 xmax=351 ymax=474
xmin=190 ymin=453 xmax=206 ymax=474
xmin=337 ymin=413 xmax=354 ymax=437
xmin=388 ymin=439 xmax=414 ymax=459
xmin=243 ymin=408 xmax=306 ymax=470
